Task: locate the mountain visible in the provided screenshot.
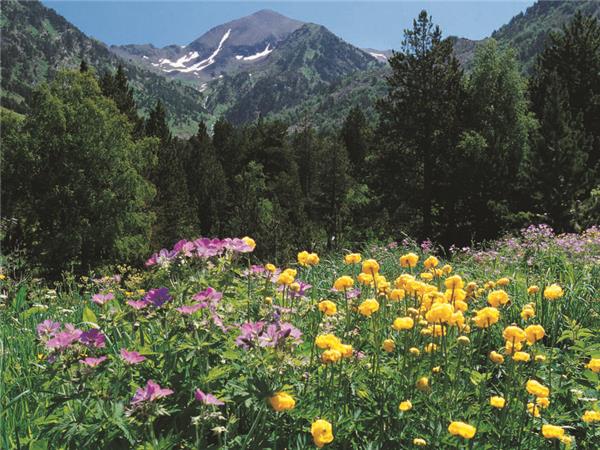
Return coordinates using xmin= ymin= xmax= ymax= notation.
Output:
xmin=111 ymin=9 xmax=305 ymax=84
xmin=0 ymin=0 xmax=207 ymax=135
xmin=201 ymin=23 xmax=380 ymax=124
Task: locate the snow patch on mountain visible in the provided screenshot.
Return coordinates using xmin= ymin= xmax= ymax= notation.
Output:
xmin=368 ymin=52 xmax=388 ymax=61
xmin=163 ymin=29 xmax=231 ymax=74
xmin=236 ymin=43 xmax=273 ymax=61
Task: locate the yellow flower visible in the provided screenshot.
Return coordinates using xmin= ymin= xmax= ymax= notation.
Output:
xmin=265 ymin=263 xmax=276 ymax=272
xmin=413 ymin=438 xmax=427 ymax=446
xmin=399 ymin=400 xmax=412 ymax=412
xmin=269 ymin=392 xmax=296 ymax=411
xmin=583 ymin=410 xmax=600 ymax=423
xmin=383 ymin=339 xmax=395 ymax=353
xmin=333 ymin=276 xmax=354 ymax=291
xmin=536 ymin=397 xmax=550 ymax=409
xmin=425 ymin=343 xmax=437 ymax=353
xmin=358 ymin=298 xmax=380 ymax=317
xmin=389 ymin=289 xmax=406 ymax=301
xmin=527 ymin=402 xmax=541 ymax=417
xmin=442 ymin=264 xmax=452 ymax=274
xmin=297 ymin=251 xmax=310 ymax=267
xmin=423 ymin=256 xmax=439 ymax=269
xmin=543 ymin=284 xmax=564 ymax=300
xmin=535 ymin=354 xmax=547 ymax=363
xmin=513 ymin=351 xmax=531 ymax=362
xmin=496 ymin=277 xmax=510 ymax=286
xmin=393 ymin=317 xmax=414 ymax=331
xmin=409 ymin=347 xmax=421 ymax=356
xmin=307 ymin=253 xmax=320 ymax=266
xmin=344 ymin=253 xmax=362 ymax=264
xmin=420 ymin=272 xmax=433 ymax=281
xmin=524 ymin=324 xmax=545 ymax=344
xmin=541 ymin=424 xmax=564 ymax=439
xmin=489 ymin=351 xmax=505 ymax=364
xmin=503 ymin=325 xmax=526 ymax=343
xmin=311 ymin=419 xmax=334 ymax=448
xmin=277 ymin=272 xmax=295 ymax=286
xmin=357 ymin=272 xmax=374 ymax=286
xmin=290 ymin=282 xmax=301 ymax=292
xmin=444 ymin=275 xmax=464 ymax=290
xmin=362 ymin=259 xmax=380 ymax=274
xmin=318 ymin=300 xmax=337 ymax=316
xmin=586 ymin=358 xmax=600 ymax=373
xmin=505 ymin=340 xmax=523 ymax=355
xmin=521 ymin=304 xmax=536 ymax=320
xmin=416 ymin=377 xmax=429 ymax=392
xmin=526 ymin=379 xmax=550 ymax=398
xmin=432 ymin=366 xmax=441 ymax=374
xmin=337 ymin=343 xmax=353 ymax=358
xmin=395 ymin=274 xmax=415 ymax=288
xmin=242 ymin=236 xmax=256 ymax=250
xmin=457 ymin=336 xmax=470 ymax=346
xmin=315 ymin=334 xmax=340 ymax=350
xmin=490 ymin=396 xmax=506 ymax=409
xmin=472 ymin=307 xmax=500 ymax=328
xmin=425 ymin=303 xmax=453 ymax=324
xmin=487 ymin=289 xmax=510 ymax=307
xmin=448 ymin=421 xmax=476 ymax=439
xmin=400 ymin=253 xmax=419 ymax=268
xmin=0 ymin=274 xmax=6 ymax=281
xmin=283 ymin=268 xmax=297 ymax=277
xmin=321 ymin=349 xmax=342 ymax=364
xmin=527 ymin=285 xmax=539 ymax=295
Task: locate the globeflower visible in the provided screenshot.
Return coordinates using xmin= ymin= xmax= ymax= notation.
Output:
xmin=512 ymin=351 xmax=531 ymax=362
xmin=416 ymin=377 xmax=429 ymax=392
xmin=241 ymin=236 xmax=256 ymax=251
xmin=448 ymin=421 xmax=476 ymax=439
xmin=541 ymin=424 xmax=564 ymax=439
xmin=382 ymin=339 xmax=395 ymax=352
xmin=318 ymin=300 xmax=337 ymax=316
xmin=297 ymin=251 xmax=310 ymax=266
xmin=527 ymin=285 xmax=539 ymax=295
xmin=527 ymin=402 xmax=541 ymax=417
xmin=344 ymin=253 xmax=361 ymax=264
xmin=497 ymin=277 xmax=510 ymax=286
xmin=362 ymin=259 xmax=380 ymax=274
xmin=490 ymin=396 xmax=505 ymax=409
xmin=521 ymin=304 xmax=536 ymax=320
xmin=489 ymin=351 xmax=505 ymax=364
xmin=413 ymin=438 xmax=427 ymax=446
xmin=399 ymin=253 xmax=419 ymax=268
xmin=425 ymin=303 xmax=453 ymax=324
xmin=503 ymin=326 xmax=526 ymax=343
xmin=311 ymin=419 xmax=334 ymax=448
xmin=277 ymin=272 xmax=295 ymax=286
xmin=358 ymin=298 xmax=380 ymax=317
xmin=526 ymin=379 xmax=550 ymax=398
xmin=487 ymin=290 xmax=509 ymax=308
xmin=444 ymin=275 xmax=464 ymax=290
xmin=389 ymin=288 xmax=406 ymax=301
xmin=423 ymin=255 xmax=439 ymax=269
xmin=524 ymin=324 xmax=545 ymax=344
xmin=392 ymin=316 xmax=414 ymax=331
xmin=473 ymin=307 xmax=500 ymax=328
xmin=543 ymin=284 xmax=564 ymax=300
xmin=315 ymin=334 xmax=341 ymax=350
xmin=333 ymin=276 xmax=354 ymax=291
xmin=582 ymin=410 xmax=600 ymax=423
xmin=269 ymin=392 xmax=296 ymax=411
xmin=586 ymin=358 xmax=600 ymax=373
xmin=399 ymin=400 xmax=412 ymax=411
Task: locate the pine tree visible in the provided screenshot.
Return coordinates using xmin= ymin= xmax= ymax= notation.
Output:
xmin=79 ymin=59 xmax=88 ymax=73
xmin=99 ymin=64 xmax=143 ymax=137
xmin=377 ymin=10 xmax=465 ymax=241
xmin=528 ymin=12 xmax=600 ymax=229
xmin=341 ymin=106 xmax=369 ymax=172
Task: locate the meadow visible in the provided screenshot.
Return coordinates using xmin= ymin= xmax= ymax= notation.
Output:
xmin=1 ymin=225 xmax=599 ymax=449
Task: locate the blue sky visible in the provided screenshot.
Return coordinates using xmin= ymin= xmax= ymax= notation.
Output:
xmin=44 ymin=1 xmax=534 ymax=50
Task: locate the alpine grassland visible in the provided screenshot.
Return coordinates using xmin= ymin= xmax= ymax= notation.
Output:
xmin=1 ymin=226 xmax=599 ymax=449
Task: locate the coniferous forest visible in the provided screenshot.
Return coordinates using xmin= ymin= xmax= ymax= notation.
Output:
xmin=3 ymin=10 xmax=599 ymax=277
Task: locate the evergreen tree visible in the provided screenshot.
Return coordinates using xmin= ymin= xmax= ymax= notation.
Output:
xmin=8 ymin=70 xmax=157 ymax=276
xmin=213 ymin=117 xmax=245 ymax=180
xmin=377 ymin=10 xmax=465 ymax=241
xmin=528 ymin=12 xmax=600 ymax=229
xmin=79 ymin=59 xmax=88 ymax=73
xmin=145 ymin=100 xmax=172 ymax=144
xmin=341 ymin=106 xmax=369 ymax=172
xmin=100 ymin=64 xmax=143 ymax=137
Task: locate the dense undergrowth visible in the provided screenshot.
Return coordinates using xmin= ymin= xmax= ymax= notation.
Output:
xmin=1 ymin=225 xmax=599 ymax=449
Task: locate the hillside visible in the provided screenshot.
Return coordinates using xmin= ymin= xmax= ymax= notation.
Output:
xmin=0 ymin=0 xmax=207 ymax=135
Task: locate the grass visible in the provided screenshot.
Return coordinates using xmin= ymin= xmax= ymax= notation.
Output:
xmin=0 ymin=227 xmax=599 ymax=449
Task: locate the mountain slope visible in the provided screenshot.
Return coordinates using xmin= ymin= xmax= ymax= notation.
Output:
xmin=203 ymin=23 xmax=380 ymax=124
xmin=0 ymin=0 xmax=207 ymax=134
xmin=111 ymin=9 xmax=305 ymax=84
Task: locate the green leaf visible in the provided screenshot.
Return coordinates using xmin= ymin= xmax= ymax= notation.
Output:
xmin=82 ymin=306 xmax=97 ymax=325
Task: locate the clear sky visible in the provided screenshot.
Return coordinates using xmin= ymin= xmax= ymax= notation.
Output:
xmin=43 ymin=1 xmax=534 ymax=50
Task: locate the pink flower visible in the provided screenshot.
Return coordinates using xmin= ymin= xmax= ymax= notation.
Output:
xmin=127 ymin=299 xmax=149 ymax=310
xmin=195 ymin=389 xmax=224 ymax=406
xmin=92 ymin=292 xmax=114 ymax=305
xmin=79 ymin=356 xmax=107 ymax=367
xmin=45 ymin=324 xmax=83 ymax=350
xmin=131 ymin=380 xmax=173 ymax=406
xmin=120 ymin=348 xmax=146 ymax=365
xmin=176 ymin=303 xmax=204 ymax=315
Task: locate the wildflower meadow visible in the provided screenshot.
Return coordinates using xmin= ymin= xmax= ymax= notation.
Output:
xmin=1 ymin=226 xmax=599 ymax=449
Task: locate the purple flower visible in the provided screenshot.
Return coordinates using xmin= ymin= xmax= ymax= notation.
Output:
xmin=195 ymin=389 xmax=224 ymax=406
xmin=45 ymin=324 xmax=82 ymax=350
xmin=120 ymin=348 xmax=146 ymax=365
xmin=145 ymin=248 xmax=178 ymax=267
xmin=37 ymin=319 xmax=61 ymax=338
xmin=79 ymin=356 xmax=107 ymax=367
xmin=235 ymin=321 xmax=265 ymax=349
xmin=194 ymin=238 xmax=225 ymax=258
xmin=222 ymin=238 xmax=253 ymax=253
xmin=92 ymin=292 xmax=114 ymax=305
xmin=176 ymin=303 xmax=204 ymax=315
xmin=79 ymin=329 xmax=106 ymax=348
xmin=131 ymin=380 xmax=173 ymax=406
xmin=193 ymin=287 xmax=223 ymax=305
xmin=236 ymin=320 xmax=302 ymax=349
xmin=127 ymin=299 xmax=149 ymax=310
xmin=144 ymin=287 xmax=172 ymax=308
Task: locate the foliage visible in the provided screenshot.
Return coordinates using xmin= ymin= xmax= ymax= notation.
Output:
xmin=1 ymin=229 xmax=599 ymax=448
